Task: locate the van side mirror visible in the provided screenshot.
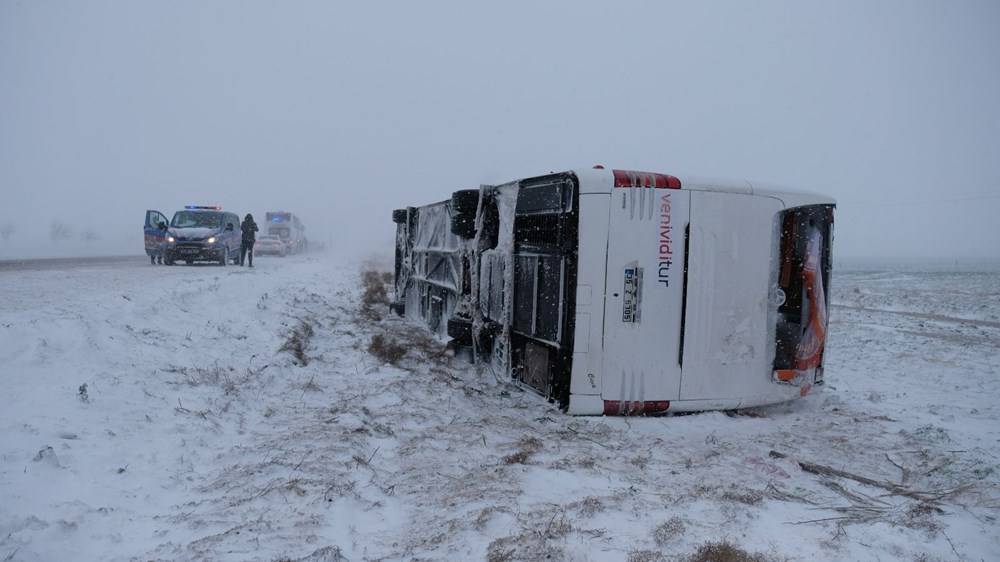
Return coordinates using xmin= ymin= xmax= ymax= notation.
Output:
xmin=226 ymin=224 xmax=234 ymax=231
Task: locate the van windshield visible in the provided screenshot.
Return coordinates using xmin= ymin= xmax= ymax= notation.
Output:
xmin=171 ymin=211 xmax=222 ymax=229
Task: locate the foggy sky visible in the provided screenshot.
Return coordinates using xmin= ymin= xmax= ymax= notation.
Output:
xmin=1 ymin=1 xmax=998 ymax=262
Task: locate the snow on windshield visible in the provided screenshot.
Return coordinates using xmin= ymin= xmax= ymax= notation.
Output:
xmin=171 ymin=211 xmax=222 ymax=228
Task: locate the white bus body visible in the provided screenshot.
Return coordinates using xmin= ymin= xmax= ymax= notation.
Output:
xmin=265 ymin=211 xmax=308 ymax=254
xmin=391 ymin=167 xmax=835 ymax=415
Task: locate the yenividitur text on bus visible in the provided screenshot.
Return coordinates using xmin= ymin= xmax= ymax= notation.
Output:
xmin=391 ymin=166 xmax=835 ymax=416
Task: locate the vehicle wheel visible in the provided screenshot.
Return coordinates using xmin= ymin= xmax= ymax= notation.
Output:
xmin=450 ymin=213 xmax=476 ymax=239
xmin=451 ymin=189 xmax=479 ymax=215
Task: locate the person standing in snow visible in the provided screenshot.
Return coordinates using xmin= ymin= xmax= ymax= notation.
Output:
xmin=240 ymin=213 xmax=258 ymax=267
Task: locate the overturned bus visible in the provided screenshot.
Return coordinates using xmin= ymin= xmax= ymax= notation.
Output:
xmin=391 ymin=166 xmax=834 ymax=415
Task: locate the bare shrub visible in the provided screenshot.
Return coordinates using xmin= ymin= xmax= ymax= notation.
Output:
xmin=721 ymin=488 xmax=765 ymax=506
xmin=486 ymin=540 xmax=515 ymax=562
xmin=300 ymin=375 xmax=322 ymax=394
xmin=476 ymin=506 xmax=504 ymax=529
xmin=359 ymin=269 xmax=395 ymax=322
xmin=627 ymin=550 xmax=665 ymax=562
xmin=361 ymin=270 xmax=390 ymax=307
xmin=578 ymin=496 xmax=604 ymax=516
xmin=652 ymin=517 xmax=685 ymax=546
xmin=686 ymin=540 xmax=772 ymax=562
xmin=502 ymin=450 xmax=532 ymax=465
xmin=279 ymin=320 xmax=315 ymax=365
xmin=632 ymin=454 xmax=651 ymax=470
xmin=502 ymin=436 xmax=543 ymax=465
xmin=486 ymin=532 xmax=562 ymax=562
xmin=271 ymin=546 xmax=345 ymax=562
xmin=171 ymin=363 xmax=268 ymax=397
xmin=368 ymin=333 xmax=407 ymax=365
xmin=49 ymin=221 xmax=72 ymax=243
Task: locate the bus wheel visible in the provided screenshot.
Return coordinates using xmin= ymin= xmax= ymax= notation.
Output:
xmin=451 ymin=190 xmax=479 ymax=215
xmin=451 ymin=213 xmax=476 ymax=239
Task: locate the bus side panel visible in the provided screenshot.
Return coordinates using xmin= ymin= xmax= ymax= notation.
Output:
xmin=679 ymin=192 xmax=781 ymax=401
xmin=601 ymin=188 xmax=690 ymax=402
xmin=569 ymin=194 xmax=611 ymax=397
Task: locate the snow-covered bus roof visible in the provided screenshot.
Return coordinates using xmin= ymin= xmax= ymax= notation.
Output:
xmin=512 ymin=166 xmax=836 ymax=209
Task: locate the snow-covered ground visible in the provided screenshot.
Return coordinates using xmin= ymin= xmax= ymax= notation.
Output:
xmin=1 ymin=255 xmax=997 ymax=562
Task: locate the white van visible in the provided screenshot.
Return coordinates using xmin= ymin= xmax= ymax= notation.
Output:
xmin=391 ymin=166 xmax=835 ymax=415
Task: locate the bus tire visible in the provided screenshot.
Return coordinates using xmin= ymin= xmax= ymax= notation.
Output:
xmin=451 ymin=213 xmax=476 ymax=239
xmin=451 ymin=190 xmax=479 ymax=215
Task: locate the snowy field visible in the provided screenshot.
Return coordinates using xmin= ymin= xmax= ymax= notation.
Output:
xmin=1 ymin=254 xmax=997 ymax=562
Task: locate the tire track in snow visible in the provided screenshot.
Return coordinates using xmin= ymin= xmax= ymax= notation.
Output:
xmin=832 ymin=304 xmax=1000 ymax=329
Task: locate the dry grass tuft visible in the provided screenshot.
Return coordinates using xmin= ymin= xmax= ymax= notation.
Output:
xmin=627 ymin=550 xmax=665 ymax=562
xmin=721 ymin=488 xmax=765 ymax=506
xmin=279 ymin=319 xmax=315 ymax=366
xmin=652 ymin=517 xmax=685 ymax=546
xmin=502 ymin=436 xmax=543 ymax=465
xmin=686 ymin=540 xmax=774 ymax=562
xmin=167 ymin=363 xmax=268 ymax=397
xmin=486 ymin=531 xmax=562 ymax=562
xmin=368 ymin=333 xmax=407 ymax=365
xmin=578 ymin=496 xmax=604 ymax=516
xmin=501 ymin=450 xmax=531 ymax=465
xmin=359 ymin=270 xmax=391 ymax=322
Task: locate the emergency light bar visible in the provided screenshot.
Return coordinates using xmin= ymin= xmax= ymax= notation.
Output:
xmin=186 ymin=205 xmax=222 ymax=210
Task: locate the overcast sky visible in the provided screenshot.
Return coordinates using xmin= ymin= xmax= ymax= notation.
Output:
xmin=1 ymin=0 xmax=998 ymax=262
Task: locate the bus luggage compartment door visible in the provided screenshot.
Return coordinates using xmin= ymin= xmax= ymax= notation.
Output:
xmin=601 ymin=188 xmax=690 ymax=404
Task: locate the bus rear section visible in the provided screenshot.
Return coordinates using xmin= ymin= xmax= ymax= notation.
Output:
xmin=392 ymin=167 xmax=835 ymax=415
xmin=265 ymin=211 xmax=307 ymax=254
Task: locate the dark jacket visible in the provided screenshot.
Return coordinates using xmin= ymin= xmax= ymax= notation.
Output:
xmin=241 ymin=218 xmax=258 ymax=243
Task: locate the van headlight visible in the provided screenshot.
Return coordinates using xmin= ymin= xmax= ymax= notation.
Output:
xmin=206 ymin=236 xmax=217 ymax=244
xmin=167 ymin=235 xmax=175 ymax=243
